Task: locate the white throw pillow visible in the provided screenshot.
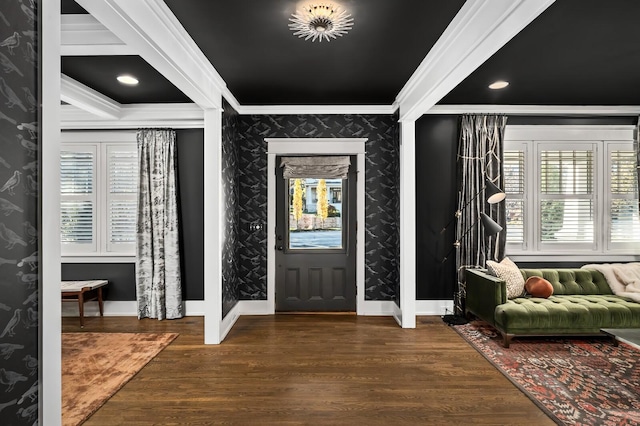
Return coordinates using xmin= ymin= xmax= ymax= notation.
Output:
xmin=486 ymin=257 xmax=525 ymax=299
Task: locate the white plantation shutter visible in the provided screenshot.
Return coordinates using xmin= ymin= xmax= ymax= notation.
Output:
xmin=608 ymin=145 xmax=640 ymax=247
xmin=539 ymin=148 xmax=594 ymax=244
xmin=107 ymin=146 xmax=138 ymax=252
xmin=504 ymin=149 xmax=525 ymax=245
xmin=505 ymin=126 xmax=637 ymax=257
xmin=60 ymin=146 xmax=97 ymax=253
xmin=60 ymin=201 xmax=93 ymax=243
xmin=61 ymin=132 xmax=137 ymax=258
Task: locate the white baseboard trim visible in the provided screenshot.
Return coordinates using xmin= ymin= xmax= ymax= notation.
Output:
xmin=237 ymin=300 xmax=272 ymax=315
xmin=359 ymin=300 xmax=396 ymax=316
xmin=220 ymin=303 xmax=240 ymax=341
xmin=61 ymin=300 xmax=206 ymax=317
xmin=392 ymin=303 xmax=402 ymax=327
xmin=416 ymin=300 xmax=453 ymax=316
xmin=234 ymin=300 xmax=397 ymax=316
xmin=60 ymin=299 xmax=401 ymax=317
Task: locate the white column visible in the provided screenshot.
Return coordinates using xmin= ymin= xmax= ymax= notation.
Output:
xmin=203 ymin=108 xmax=223 ymax=344
xmin=399 ymin=120 xmax=416 ymax=328
xmin=42 ymin=0 xmax=62 ymax=423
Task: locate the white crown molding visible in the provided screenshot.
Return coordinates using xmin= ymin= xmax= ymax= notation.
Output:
xmin=61 ymin=73 xmax=122 ymax=119
xmin=61 ymin=14 xmax=135 ymax=56
xmin=505 ymin=125 xmax=635 ymax=141
xmin=396 ymin=0 xmax=555 ymax=122
xmin=428 ymin=104 xmax=640 ymax=116
xmin=237 ymin=104 xmax=397 ymax=115
xmin=61 ymin=103 xmax=204 ymax=129
xmin=76 ymin=0 xmax=227 ymax=110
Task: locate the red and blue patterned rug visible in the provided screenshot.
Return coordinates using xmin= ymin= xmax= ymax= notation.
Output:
xmin=454 ymin=321 xmax=640 ymax=425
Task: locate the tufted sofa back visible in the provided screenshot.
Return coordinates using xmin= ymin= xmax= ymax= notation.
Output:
xmin=520 ymin=269 xmax=612 ymax=295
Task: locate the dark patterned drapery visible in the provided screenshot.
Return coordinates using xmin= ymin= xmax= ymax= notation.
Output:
xmin=136 ymin=128 xmax=183 ymax=320
xmin=455 ymin=115 xmax=507 ymax=314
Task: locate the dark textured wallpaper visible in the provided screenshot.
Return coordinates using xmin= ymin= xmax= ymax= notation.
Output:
xmin=0 ymin=1 xmax=40 ymax=423
xmin=221 ymin=100 xmax=240 ymax=317
xmin=392 ymin=111 xmax=401 ymax=307
xmin=237 ymin=114 xmax=400 ymax=302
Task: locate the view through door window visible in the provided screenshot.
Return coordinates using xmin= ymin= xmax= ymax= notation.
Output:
xmin=288 ymin=178 xmax=343 ymax=249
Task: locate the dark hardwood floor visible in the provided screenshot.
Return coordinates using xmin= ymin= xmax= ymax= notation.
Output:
xmin=62 ymin=315 xmax=553 ymax=425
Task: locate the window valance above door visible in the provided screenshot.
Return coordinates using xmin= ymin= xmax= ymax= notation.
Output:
xmin=280 ymin=156 xmax=351 ymax=179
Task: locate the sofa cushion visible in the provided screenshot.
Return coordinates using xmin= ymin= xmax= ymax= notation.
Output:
xmin=494 ymin=295 xmax=640 ymax=335
xmin=525 ymin=276 xmax=553 ymax=298
xmin=521 ymin=269 xmax=612 ymax=296
xmin=487 ymin=258 xmax=525 ymax=299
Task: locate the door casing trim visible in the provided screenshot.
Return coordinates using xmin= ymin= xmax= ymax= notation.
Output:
xmin=266 ymin=138 xmax=366 ymax=314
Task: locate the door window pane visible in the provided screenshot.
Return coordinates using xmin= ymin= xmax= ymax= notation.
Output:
xmin=288 ymin=178 xmax=343 ymax=249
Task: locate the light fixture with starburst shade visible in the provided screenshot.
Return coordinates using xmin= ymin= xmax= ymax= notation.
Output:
xmin=289 ymin=3 xmax=354 ymax=42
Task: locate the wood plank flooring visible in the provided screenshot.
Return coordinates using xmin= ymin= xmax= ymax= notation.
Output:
xmin=62 ymin=315 xmax=553 ymax=425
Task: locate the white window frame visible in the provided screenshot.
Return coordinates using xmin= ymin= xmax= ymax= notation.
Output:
xmin=61 ymin=131 xmax=138 ymax=262
xmin=606 ymin=142 xmax=640 ymax=252
xmin=504 ymin=125 xmax=640 ymax=262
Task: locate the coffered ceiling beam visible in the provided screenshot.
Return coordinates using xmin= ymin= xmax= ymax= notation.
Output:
xmin=427 ymin=104 xmax=640 ymax=116
xmin=396 ymin=0 xmax=556 ymax=122
xmin=60 ymin=103 xmax=204 ymax=129
xmin=61 ymin=14 xmax=135 ymax=56
xmin=60 ymin=73 xmax=122 ymax=119
xmin=75 ymin=0 xmax=233 ymax=110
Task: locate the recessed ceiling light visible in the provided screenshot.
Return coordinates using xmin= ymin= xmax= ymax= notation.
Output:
xmin=117 ymin=75 xmax=139 ymax=85
xmin=488 ymin=80 xmax=509 ymax=90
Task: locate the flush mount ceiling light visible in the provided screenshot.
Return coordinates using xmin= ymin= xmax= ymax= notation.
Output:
xmin=289 ymin=3 xmax=354 ymax=42
xmin=117 ymin=75 xmax=139 ymax=85
xmin=488 ymin=80 xmax=509 ymax=90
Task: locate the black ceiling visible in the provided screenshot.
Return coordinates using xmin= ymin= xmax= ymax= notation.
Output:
xmin=163 ymin=0 xmax=465 ymax=105
xmin=61 ymin=0 xmax=640 ymax=107
xmin=440 ymin=0 xmax=640 ymax=105
xmin=61 ymin=56 xmax=191 ymax=104
xmin=61 ymin=1 xmax=87 ymax=14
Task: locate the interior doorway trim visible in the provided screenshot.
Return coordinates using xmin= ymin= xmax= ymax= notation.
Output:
xmin=266 ymin=138 xmax=367 ymax=314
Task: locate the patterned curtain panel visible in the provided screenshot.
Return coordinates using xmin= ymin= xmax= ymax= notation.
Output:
xmin=455 ymin=115 xmax=507 ymax=314
xmin=136 ymin=129 xmax=183 ymax=320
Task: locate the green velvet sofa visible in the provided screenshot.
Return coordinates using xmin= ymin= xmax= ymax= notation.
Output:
xmin=465 ymin=268 xmax=640 ymax=347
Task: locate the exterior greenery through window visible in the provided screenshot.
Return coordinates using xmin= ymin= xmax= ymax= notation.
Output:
xmin=504 ymin=125 xmax=640 ymax=256
xmin=288 ymin=178 xmax=343 ymax=249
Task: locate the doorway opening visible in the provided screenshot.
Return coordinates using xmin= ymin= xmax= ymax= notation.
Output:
xmin=275 ymin=156 xmax=357 ymax=311
xmin=265 ymin=138 xmax=366 ymax=315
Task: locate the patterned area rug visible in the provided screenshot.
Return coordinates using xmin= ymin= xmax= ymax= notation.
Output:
xmin=454 ymin=321 xmax=640 ymax=425
xmin=62 ymin=332 xmax=178 ymax=426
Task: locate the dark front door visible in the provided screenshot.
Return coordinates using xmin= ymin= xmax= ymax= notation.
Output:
xmin=275 ymin=156 xmax=356 ymax=311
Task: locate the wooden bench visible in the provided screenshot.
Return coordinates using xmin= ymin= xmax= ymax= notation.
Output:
xmin=61 ymin=280 xmax=108 ymax=327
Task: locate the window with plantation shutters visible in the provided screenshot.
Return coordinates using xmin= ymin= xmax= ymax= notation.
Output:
xmin=504 ymin=125 xmax=638 ymax=259
xmin=539 ymin=147 xmax=594 ymax=244
xmin=504 ymin=148 xmax=525 ymax=246
xmin=60 ymin=146 xmax=97 ymax=253
xmin=107 ymin=146 xmax=137 ymax=252
xmin=61 ymin=131 xmax=138 ymax=259
xmin=607 ymin=144 xmax=640 ymax=248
